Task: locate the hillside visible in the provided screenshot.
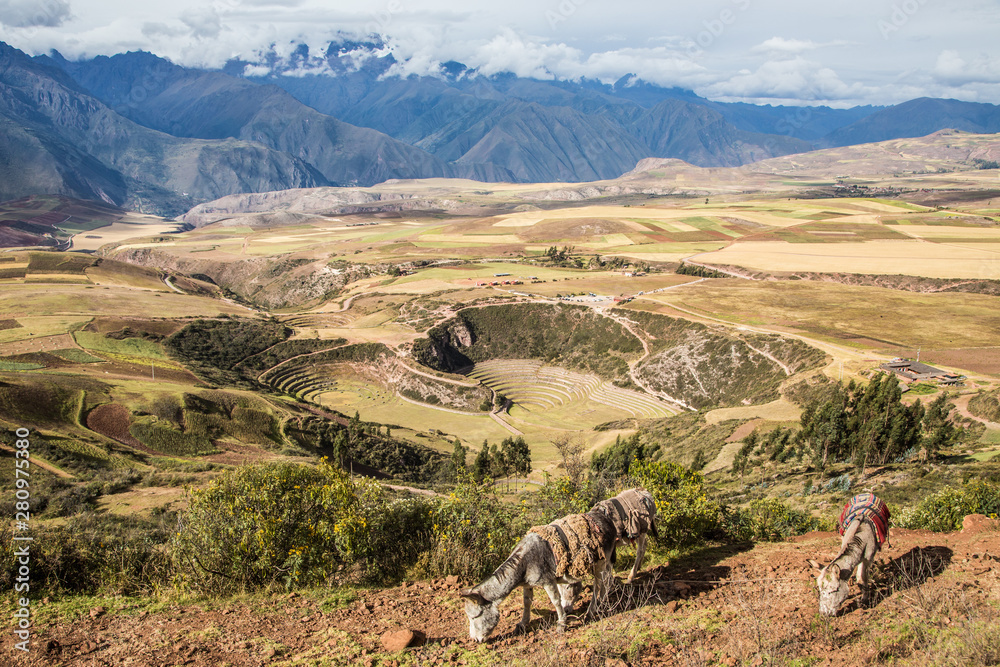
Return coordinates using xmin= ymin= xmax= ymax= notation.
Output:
xmin=825 ymin=98 xmax=1000 ymax=147
xmin=2 ymin=39 xmax=998 ymax=213
xmin=8 ymin=522 xmax=999 ymax=666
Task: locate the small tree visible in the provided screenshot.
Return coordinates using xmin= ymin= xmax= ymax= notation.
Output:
xmin=731 ymin=430 xmax=757 ymax=481
xmin=922 ymin=393 xmax=960 ymax=460
xmin=553 ymin=435 xmax=586 ymax=489
xmin=450 ymin=438 xmax=468 ymax=479
xmin=472 ymin=440 xmax=491 ymax=482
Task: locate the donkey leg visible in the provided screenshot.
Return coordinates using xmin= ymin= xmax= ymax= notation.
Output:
xmin=857 ymin=558 xmax=871 ymax=607
xmin=542 ymin=583 xmax=567 ymax=631
xmin=517 ymin=585 xmax=533 ymax=633
xmin=585 ymin=559 xmax=607 ymax=621
xmin=627 ymin=534 xmax=647 ymax=584
xmin=558 ymin=582 xmax=576 ymax=618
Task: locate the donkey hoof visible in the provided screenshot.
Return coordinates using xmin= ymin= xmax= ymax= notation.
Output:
xmin=515 ymin=623 xmax=528 ymax=635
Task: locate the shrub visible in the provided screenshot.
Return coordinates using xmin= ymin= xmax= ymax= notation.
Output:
xmin=897 ymin=480 xmax=1000 ymax=532
xmin=537 ymin=474 xmax=602 ymax=523
xmin=632 ymin=459 xmax=725 ymax=548
xmin=0 ymin=512 xmax=172 ymax=595
xmin=357 ymin=492 xmax=435 ymax=583
xmin=726 ymin=498 xmax=824 ymax=542
xmin=415 ymin=473 xmax=532 ymax=581
xmin=171 ymin=461 xmax=370 ymax=594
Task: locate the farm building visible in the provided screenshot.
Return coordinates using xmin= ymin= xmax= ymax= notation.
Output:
xmin=880 ymin=358 xmax=964 ymax=385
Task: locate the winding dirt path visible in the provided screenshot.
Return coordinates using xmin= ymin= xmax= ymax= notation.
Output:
xmin=595 ymin=307 xmax=690 ymax=413
xmin=951 ymin=393 xmax=1000 ymax=430
xmin=743 ymin=341 xmax=792 ymax=376
xmin=0 ymin=444 xmax=74 ymax=479
xmin=396 ymin=393 xmax=486 ymax=417
xmin=396 ymin=360 xmax=480 ymax=387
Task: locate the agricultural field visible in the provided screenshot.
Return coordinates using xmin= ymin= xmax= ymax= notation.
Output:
xmin=633 ymin=279 xmax=1000 ymax=374
xmin=3 ymin=138 xmax=1000 ymax=490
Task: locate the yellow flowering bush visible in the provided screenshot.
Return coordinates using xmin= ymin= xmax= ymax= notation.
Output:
xmin=417 ymin=472 xmax=531 ymax=581
xmin=632 ymin=459 xmax=724 ymax=548
xmin=171 ymin=460 xmax=365 ymax=593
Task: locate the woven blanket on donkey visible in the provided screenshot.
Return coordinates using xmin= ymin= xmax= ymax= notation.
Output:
xmin=838 ymin=493 xmax=890 ymax=547
xmin=529 ymin=514 xmax=605 ymax=580
xmin=593 ymin=489 xmax=655 ymax=541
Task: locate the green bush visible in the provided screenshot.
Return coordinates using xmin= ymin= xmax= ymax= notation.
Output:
xmin=632 ymin=459 xmax=724 ymax=548
xmin=897 ymin=480 xmax=1000 ymax=532
xmin=415 ymin=473 xmax=532 ymax=581
xmin=536 ymin=474 xmax=602 ymax=523
xmin=171 ymin=461 xmax=369 ymax=594
xmin=0 ymin=512 xmax=172 ymax=595
xmin=725 ymin=498 xmax=824 ymax=542
xmin=357 ymin=492 xmax=435 ymax=583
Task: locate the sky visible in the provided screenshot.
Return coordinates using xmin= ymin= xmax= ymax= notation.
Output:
xmin=1 ymin=0 xmax=999 ymax=107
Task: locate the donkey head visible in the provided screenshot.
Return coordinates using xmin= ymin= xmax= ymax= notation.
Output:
xmin=816 ymin=564 xmax=850 ymax=616
xmin=460 ymin=589 xmax=500 ymax=643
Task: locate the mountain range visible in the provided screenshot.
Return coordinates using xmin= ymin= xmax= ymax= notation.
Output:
xmin=1 ymin=38 xmax=1000 ymax=216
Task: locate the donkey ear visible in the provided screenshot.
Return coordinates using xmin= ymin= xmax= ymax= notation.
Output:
xmin=460 ymin=589 xmax=488 ymax=605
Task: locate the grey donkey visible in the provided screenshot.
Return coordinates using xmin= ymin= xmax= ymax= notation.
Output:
xmin=590 ymin=488 xmax=658 ymax=583
xmin=460 ymin=512 xmax=616 ymax=642
xmin=816 ymin=518 xmax=881 ymax=615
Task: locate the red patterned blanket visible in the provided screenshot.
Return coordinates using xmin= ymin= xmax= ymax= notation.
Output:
xmin=838 ymin=493 xmax=890 ymax=548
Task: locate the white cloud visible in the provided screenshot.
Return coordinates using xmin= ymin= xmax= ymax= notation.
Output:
xmin=0 ymin=0 xmax=71 ymax=28
xmin=700 ymin=57 xmax=870 ymax=105
xmin=470 ymin=30 xmax=581 ymax=79
xmin=179 ymin=8 xmax=222 ymax=40
xmin=933 ymin=50 xmax=1000 ymax=86
xmin=751 ymin=37 xmax=821 ymax=55
xmin=0 ymin=0 xmax=997 ymax=106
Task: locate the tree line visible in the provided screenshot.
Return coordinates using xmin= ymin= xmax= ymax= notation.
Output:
xmin=732 ymin=372 xmax=961 ymax=478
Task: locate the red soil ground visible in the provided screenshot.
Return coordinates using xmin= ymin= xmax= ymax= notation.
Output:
xmin=11 ymin=523 xmax=999 ymax=667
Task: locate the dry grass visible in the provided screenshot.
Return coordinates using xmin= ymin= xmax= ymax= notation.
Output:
xmin=703 ymin=398 xmax=802 ymax=425
xmin=695 ymin=240 xmax=1000 ymax=279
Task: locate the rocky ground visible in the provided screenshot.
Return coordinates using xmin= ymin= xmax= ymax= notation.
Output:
xmin=13 ymin=518 xmax=1000 ymax=667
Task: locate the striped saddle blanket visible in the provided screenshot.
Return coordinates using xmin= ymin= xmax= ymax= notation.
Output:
xmin=838 ymin=493 xmax=890 ymax=548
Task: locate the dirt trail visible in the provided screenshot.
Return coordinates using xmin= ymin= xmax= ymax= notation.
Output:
xmin=396 ymin=360 xmax=480 ymax=387
xmin=490 ymin=411 xmax=523 ymax=435
xmin=596 ymin=307 xmax=689 ymax=413
xmin=0 ymin=444 xmax=74 ymax=479
xmin=17 ymin=524 xmax=999 ymax=667
xmin=743 ymin=341 xmax=792 ymax=376
xmin=951 ymin=393 xmax=1000 ymax=430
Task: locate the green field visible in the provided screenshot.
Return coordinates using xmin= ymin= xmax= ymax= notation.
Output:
xmin=74 ymin=331 xmax=170 ymax=359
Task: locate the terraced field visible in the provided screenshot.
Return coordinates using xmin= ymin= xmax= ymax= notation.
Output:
xmin=260 ymin=362 xmax=340 ymax=402
xmin=467 ymin=359 xmax=672 ymax=419
xmin=279 ymin=313 xmax=356 ymax=329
